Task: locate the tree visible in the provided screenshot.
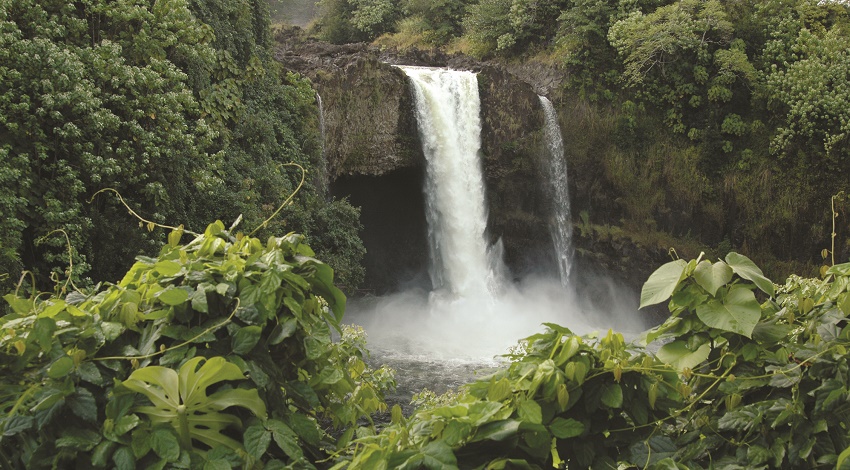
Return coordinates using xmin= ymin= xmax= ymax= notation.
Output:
xmin=0 ymin=0 xmax=220 ymax=289
xmin=463 ymin=0 xmax=566 ymax=56
xmin=608 ymin=0 xmax=758 ymax=154
xmin=608 ymin=0 xmax=734 ymax=87
xmin=401 ymin=0 xmax=467 ymax=46
xmin=311 ymin=0 xmax=400 ymax=43
xmin=554 ymin=0 xmax=653 ymax=98
xmin=350 ymin=0 xmax=400 ymax=37
xmin=765 ymin=24 xmax=850 ymax=159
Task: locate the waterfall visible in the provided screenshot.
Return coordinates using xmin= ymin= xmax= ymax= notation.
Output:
xmin=316 ymin=92 xmax=329 ymax=195
xmin=399 ymin=66 xmax=502 ymax=299
xmin=539 ymin=96 xmax=573 ymax=286
xmin=343 ymin=71 xmax=648 ymax=362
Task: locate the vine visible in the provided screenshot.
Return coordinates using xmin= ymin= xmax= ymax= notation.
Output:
xmin=89 ymin=188 xmax=200 ymax=238
xmin=247 ymin=163 xmax=306 ymax=237
xmin=824 ymin=191 xmax=848 ymax=272
xmin=34 ymin=230 xmax=81 ymax=295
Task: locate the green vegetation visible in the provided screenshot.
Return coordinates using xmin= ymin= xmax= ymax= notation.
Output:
xmin=0 ymin=0 xmax=365 ymax=293
xmin=3 ymin=222 xmax=850 ymax=468
xmin=0 ymin=222 xmax=392 ymax=468
xmin=3 ymin=0 xmax=850 ymax=467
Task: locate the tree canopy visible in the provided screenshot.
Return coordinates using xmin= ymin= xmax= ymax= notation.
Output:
xmin=0 ymin=0 xmax=366 ymax=292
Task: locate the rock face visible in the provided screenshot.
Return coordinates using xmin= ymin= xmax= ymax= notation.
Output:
xmin=275 ymin=29 xmax=422 ymax=178
xmin=274 ymin=28 xmax=560 ymax=290
xmin=476 ymin=65 xmax=553 ymax=277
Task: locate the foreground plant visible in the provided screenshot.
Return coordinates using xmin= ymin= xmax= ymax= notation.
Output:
xmin=3 ymin=224 xmax=847 ymax=469
xmin=0 ymin=221 xmax=393 ymax=469
xmin=121 ymin=356 xmax=267 ymax=451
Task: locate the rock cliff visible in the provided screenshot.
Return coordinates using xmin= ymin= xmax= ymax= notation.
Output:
xmin=275 ymin=29 xmax=422 ymax=178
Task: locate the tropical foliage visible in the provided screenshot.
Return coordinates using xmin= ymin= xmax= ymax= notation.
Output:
xmin=0 ymin=0 xmax=366 ymax=293
xmin=0 ymin=222 xmax=392 ymax=469
xmin=2 ymin=199 xmax=850 ymax=470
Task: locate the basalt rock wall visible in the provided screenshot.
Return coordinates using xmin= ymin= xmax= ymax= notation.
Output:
xmin=275 ymin=30 xmax=422 ymax=178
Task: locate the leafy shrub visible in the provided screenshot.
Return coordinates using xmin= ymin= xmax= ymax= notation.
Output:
xmin=0 ymin=221 xmax=393 ymax=469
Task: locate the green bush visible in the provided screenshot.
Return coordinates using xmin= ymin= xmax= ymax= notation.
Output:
xmin=3 ymin=223 xmax=849 ymax=469
xmin=0 ymin=221 xmax=393 ymax=469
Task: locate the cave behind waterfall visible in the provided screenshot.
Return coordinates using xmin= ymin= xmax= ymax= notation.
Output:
xmin=331 ymin=167 xmax=430 ymax=294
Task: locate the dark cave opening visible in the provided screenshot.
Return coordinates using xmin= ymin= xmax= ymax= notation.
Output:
xmin=331 ymin=167 xmax=430 ymax=294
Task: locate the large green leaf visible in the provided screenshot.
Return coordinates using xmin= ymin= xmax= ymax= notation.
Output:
xmin=752 ymin=323 xmax=794 ymax=343
xmin=112 ymin=445 xmax=136 ymax=470
xmin=628 ymin=436 xmax=677 ymax=468
xmin=122 ymin=357 xmax=267 ymax=452
xmin=47 ymin=356 xmax=75 ymax=378
xmin=656 ymin=340 xmax=711 ymax=371
xmin=150 ymin=427 xmax=181 ymax=461
xmin=837 ymin=445 xmax=850 ymax=470
xmin=231 ymin=326 xmax=262 ymax=354
xmin=156 ymin=287 xmax=189 ymax=306
xmin=600 ymin=384 xmax=623 ymax=409
xmin=243 ymin=424 xmax=271 ymax=460
xmin=725 ymin=252 xmax=775 ymax=297
xmin=472 ymin=419 xmax=521 ymax=442
xmin=693 ymin=260 xmax=733 ymax=297
xmin=517 ymin=399 xmax=542 ymax=424
xmin=267 ymin=420 xmax=303 ymax=460
xmin=420 ymin=441 xmax=457 ymax=467
xmin=640 ymin=260 xmax=688 ymax=309
xmin=695 ymin=286 xmax=761 ymax=337
xmin=549 ymin=418 xmax=584 ymax=439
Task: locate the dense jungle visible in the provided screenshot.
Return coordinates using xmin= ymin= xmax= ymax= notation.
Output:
xmin=1 ymin=0 xmax=850 ymax=468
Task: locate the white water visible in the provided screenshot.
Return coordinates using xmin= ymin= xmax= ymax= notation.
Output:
xmin=539 ymin=96 xmax=574 ymax=287
xmin=402 ymin=66 xmax=502 ymax=299
xmin=344 ymin=67 xmax=648 ymax=364
xmin=316 ymin=93 xmax=329 ymax=194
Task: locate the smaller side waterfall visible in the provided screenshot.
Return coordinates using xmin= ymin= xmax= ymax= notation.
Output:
xmin=539 ymin=96 xmax=574 ymax=286
xmin=316 ymin=92 xmax=329 ymax=195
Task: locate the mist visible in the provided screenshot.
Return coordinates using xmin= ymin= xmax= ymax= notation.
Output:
xmin=343 ymin=269 xmax=652 ymax=364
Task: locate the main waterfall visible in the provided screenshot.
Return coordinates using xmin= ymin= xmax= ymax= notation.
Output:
xmin=400 ymin=66 xmax=503 ymax=299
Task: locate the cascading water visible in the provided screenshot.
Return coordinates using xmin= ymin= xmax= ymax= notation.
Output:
xmin=538 ymin=96 xmax=574 ymax=287
xmin=315 ymin=92 xmax=329 ymax=195
xmin=400 ymin=66 xmax=503 ymax=299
